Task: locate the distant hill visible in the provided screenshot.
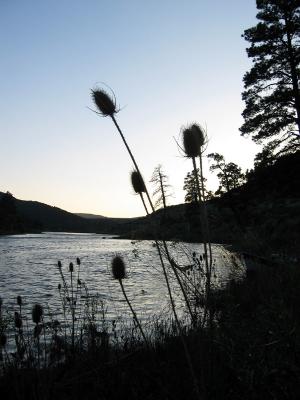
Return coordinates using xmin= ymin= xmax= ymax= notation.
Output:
xmin=0 ymin=193 xmax=145 ymax=235
xmin=75 ymin=213 xmax=106 ymax=219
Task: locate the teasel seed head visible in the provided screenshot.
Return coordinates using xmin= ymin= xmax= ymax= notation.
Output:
xmin=91 ymin=88 xmax=118 ymax=117
xmin=131 ymin=170 xmax=146 ymax=193
xmin=182 ymin=126 xmax=201 ymax=158
xmin=190 ymin=123 xmax=205 ymax=147
xmin=32 ymin=304 xmax=43 ymax=324
xmin=111 ymin=256 xmax=126 ymax=280
xmin=76 ymin=257 xmax=81 ymax=266
xmin=69 ymin=262 xmax=74 ymax=273
xmin=17 ymin=296 xmax=22 ymax=306
xmin=14 ymin=312 xmax=22 ymax=329
xmin=58 ymin=283 xmax=61 ymax=290
xmin=57 ymin=261 xmax=62 ymax=269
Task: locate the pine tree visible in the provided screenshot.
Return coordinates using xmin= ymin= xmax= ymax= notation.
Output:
xmin=207 ymin=153 xmax=245 ymax=193
xmin=183 ymin=169 xmax=213 ymax=203
xmin=240 ymin=0 xmax=300 ymax=157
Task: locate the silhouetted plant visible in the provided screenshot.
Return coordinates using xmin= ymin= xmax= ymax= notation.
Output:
xmin=130 ymin=170 xmax=149 ymax=213
xmin=91 ymin=86 xmax=194 ymax=328
xmin=181 ymin=123 xmax=213 ymax=326
xmin=92 ymin=86 xmax=201 ymax=399
xmin=111 ymin=256 xmax=149 ymax=347
xmin=91 ymin=87 xmax=154 ymax=213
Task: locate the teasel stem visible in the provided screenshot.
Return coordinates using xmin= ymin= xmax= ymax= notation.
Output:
xmin=138 ymin=188 xmax=201 ymax=399
xmin=192 ymin=156 xmax=212 ymax=328
xmin=111 ymin=115 xmax=155 ymax=213
xmin=139 ymin=192 xmax=149 ymax=214
xmin=199 ymin=152 xmax=213 ymax=273
xmin=75 ymin=260 xmax=83 ymax=341
xmin=198 ymin=152 xmax=213 ymax=332
xmin=70 ymin=267 xmax=75 ymax=352
xmin=118 ymin=279 xmax=149 ymax=346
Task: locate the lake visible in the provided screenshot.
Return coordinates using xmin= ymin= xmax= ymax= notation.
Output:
xmin=0 ymin=232 xmax=243 ymax=327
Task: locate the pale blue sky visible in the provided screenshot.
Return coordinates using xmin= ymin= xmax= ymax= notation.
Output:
xmin=0 ymin=0 xmax=260 ymax=217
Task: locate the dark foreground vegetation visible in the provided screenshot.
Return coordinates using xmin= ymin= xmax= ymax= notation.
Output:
xmin=0 ymin=258 xmax=299 ymax=400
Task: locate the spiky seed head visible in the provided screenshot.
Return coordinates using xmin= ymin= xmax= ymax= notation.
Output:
xmin=14 ymin=312 xmax=22 ymax=329
xmin=17 ymin=296 xmax=22 ymax=306
xmin=0 ymin=297 xmax=2 ymax=307
xmin=91 ymin=89 xmax=117 ymax=117
xmin=190 ymin=124 xmax=205 ymax=147
xmin=131 ymin=171 xmax=146 ymax=193
xmin=58 ymin=283 xmax=61 ymax=290
xmin=182 ymin=127 xmax=200 ymax=158
xmin=57 ymin=261 xmax=62 ymax=269
xmin=111 ymin=256 xmax=126 ymax=280
xmin=0 ymin=333 xmax=7 ymax=347
xmin=32 ymin=304 xmax=43 ymax=324
xmin=69 ymin=262 xmax=74 ymax=273
xmin=76 ymin=257 xmax=81 ymax=266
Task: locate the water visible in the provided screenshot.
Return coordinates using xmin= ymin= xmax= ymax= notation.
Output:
xmin=0 ymin=232 xmax=242 ymax=325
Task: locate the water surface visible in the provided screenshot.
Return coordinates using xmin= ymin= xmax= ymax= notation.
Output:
xmin=0 ymin=233 xmax=241 ymax=324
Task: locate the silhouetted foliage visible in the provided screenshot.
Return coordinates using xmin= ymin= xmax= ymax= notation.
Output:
xmin=183 ymin=169 xmax=213 ymax=203
xmin=207 ymin=153 xmax=245 ymax=194
xmin=240 ymin=0 xmax=300 ymax=157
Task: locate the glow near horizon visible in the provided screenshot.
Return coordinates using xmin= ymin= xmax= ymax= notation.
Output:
xmin=0 ymin=0 xmax=261 ymax=218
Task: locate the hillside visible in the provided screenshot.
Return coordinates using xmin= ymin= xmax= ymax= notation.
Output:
xmin=121 ymin=152 xmax=300 ymax=256
xmin=0 ymin=193 xmax=145 ymax=235
xmin=1 ymin=152 xmax=299 ymax=254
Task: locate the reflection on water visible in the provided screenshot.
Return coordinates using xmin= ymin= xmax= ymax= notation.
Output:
xmin=0 ymin=232 xmax=242 ymax=323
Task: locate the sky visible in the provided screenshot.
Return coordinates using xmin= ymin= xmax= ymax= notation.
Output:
xmin=0 ymin=0 xmax=261 ymax=217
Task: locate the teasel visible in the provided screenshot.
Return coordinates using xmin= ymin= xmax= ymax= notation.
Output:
xmin=69 ymin=262 xmax=74 ymax=273
xmin=130 ymin=170 xmax=149 ymax=214
xmin=92 ymin=86 xmax=197 ymax=392
xmin=91 ymin=88 xmax=118 ymax=117
xmin=32 ymin=304 xmax=43 ymax=367
xmin=91 ymin=87 xmax=155 ymax=213
xmin=75 ymin=257 xmax=83 ymax=342
xmin=57 ymin=260 xmax=70 ymax=300
xmin=181 ymin=123 xmax=213 ymax=327
xmin=14 ymin=311 xmax=22 ymax=329
xmin=17 ymin=296 xmax=22 ymax=307
xmin=182 ymin=126 xmax=201 ymax=158
xmin=91 ymin=87 xmax=195 ymax=325
xmin=32 ymin=304 xmax=43 ymax=325
xmin=131 ymin=166 xmax=195 ymax=324
xmin=69 ymin=262 xmax=76 ymax=351
xmin=190 ymin=123 xmax=205 ymax=148
xmin=111 ymin=256 xmax=149 ymax=346
xmin=190 ymin=123 xmax=213 ymax=295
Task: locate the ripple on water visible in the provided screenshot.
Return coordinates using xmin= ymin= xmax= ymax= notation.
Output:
xmin=0 ymin=233 xmax=243 ymax=323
